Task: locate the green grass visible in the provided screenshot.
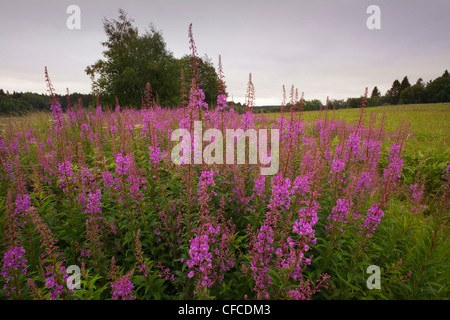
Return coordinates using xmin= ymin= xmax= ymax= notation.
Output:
xmin=2 ymin=103 xmax=449 ymax=194
xmin=0 ymin=103 xmax=448 ymax=299
xmin=267 ymin=102 xmax=450 ymax=195
xmin=267 ymin=103 xmax=450 ymax=154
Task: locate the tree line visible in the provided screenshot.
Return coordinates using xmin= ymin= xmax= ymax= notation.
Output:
xmin=263 ymin=70 xmax=450 ymax=113
xmin=346 ymin=70 xmax=450 ymax=109
xmin=0 ymin=90 xmax=95 ymax=115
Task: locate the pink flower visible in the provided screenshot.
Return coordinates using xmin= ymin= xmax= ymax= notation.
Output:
xmin=111 ymin=273 xmax=135 ymax=300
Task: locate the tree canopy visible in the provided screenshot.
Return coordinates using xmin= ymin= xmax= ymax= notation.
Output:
xmin=85 ymin=9 xmax=220 ymax=108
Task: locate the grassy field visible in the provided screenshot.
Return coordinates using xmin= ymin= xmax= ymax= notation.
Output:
xmin=268 ymin=103 xmax=450 ymax=193
xmin=3 ymin=102 xmax=449 ymax=151
xmin=1 ymin=102 xmax=449 ymax=192
xmin=1 ymin=102 xmax=449 ymax=191
xmin=0 ymin=102 xmax=448 ymax=300
xmin=267 ymin=103 xmax=450 ymax=153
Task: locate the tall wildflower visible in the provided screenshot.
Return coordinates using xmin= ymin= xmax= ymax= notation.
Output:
xmin=216 ymin=55 xmax=227 ymax=111
xmin=27 ymin=207 xmax=68 ymax=300
xmin=360 ymin=203 xmax=384 ymax=237
xmin=0 ymin=137 xmax=14 ymax=182
xmin=380 ymin=143 xmax=404 ymax=205
xmin=1 ymin=246 xmax=29 ymax=297
xmin=241 ymin=73 xmax=255 ymax=130
xmin=3 ymin=191 xmax=22 ymax=249
xmin=186 ymin=172 xmax=235 ymax=298
xmin=187 ymin=23 xmax=208 ymax=123
xmin=186 ymin=170 xmax=215 ymax=297
xmin=57 ymin=160 xmax=75 ymax=192
xmin=50 ymin=102 xmax=65 ymax=133
xmin=326 ymin=198 xmax=352 ymax=234
xmin=409 ymin=176 xmax=426 ymax=215
xmin=186 ymin=233 xmax=213 ymax=287
xmin=115 ymin=153 xmax=131 ymax=176
xmin=245 ymin=172 xmax=321 ymax=300
xmin=248 ymin=224 xmax=275 ymax=299
xmin=110 ymin=269 xmax=135 ymax=300
xmin=148 ymin=145 xmax=162 ymax=167
xmin=134 ymin=229 xmax=149 ymax=277
xmin=267 ymin=174 xmax=292 ymax=217
xmin=82 ymin=189 xmax=105 ymax=273
xmin=15 ymin=193 xmax=31 ymax=216
xmin=197 ymin=169 xmax=216 ymax=207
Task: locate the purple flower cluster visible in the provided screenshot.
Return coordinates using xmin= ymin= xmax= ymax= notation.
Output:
xmin=354 ymin=171 xmax=373 ymax=197
xmin=409 ymin=183 xmax=426 ymax=214
xmin=15 ymin=193 xmax=31 ymax=216
xmin=189 ymin=87 xmax=208 ymax=110
xmin=380 ymin=143 xmax=404 ymax=205
xmin=268 ymin=175 xmax=292 ymax=212
xmin=186 ymin=233 xmax=213 ymax=287
xmin=115 ymin=153 xmax=132 ymax=176
xmin=110 ymin=274 xmax=135 ymax=300
xmin=249 ymin=224 xmax=275 ymax=299
xmin=57 ymin=161 xmax=75 ymax=192
xmin=253 ymin=175 xmax=266 ymax=197
xmin=293 ymin=218 xmax=315 ymax=239
xmin=44 ymin=264 xmax=68 ymax=300
xmin=361 ymin=203 xmax=384 ymax=237
xmin=198 ymin=169 xmax=217 ymax=203
xmin=330 ymin=158 xmax=346 ymax=174
xmin=148 ymin=145 xmax=162 ymax=166
xmin=96 ymin=105 xmax=103 ymax=119
xmin=80 ymin=123 xmax=94 ymax=143
xmin=102 ymin=171 xmax=114 ymax=188
xmin=442 ymin=164 xmax=450 ymax=185
xmin=326 ymin=198 xmax=352 ymax=234
xmin=185 ymin=219 xmax=235 ymax=298
xmin=216 ymin=94 xmax=227 ymax=112
xmin=363 ymin=138 xmax=382 ymax=168
xmin=345 ymin=132 xmax=362 ymax=161
xmin=1 ymin=246 xmax=29 ymax=296
xmin=84 ymin=189 xmax=102 ymax=215
xmin=240 ymin=110 xmax=255 ymax=130
xmin=50 ymin=103 xmax=65 ymax=132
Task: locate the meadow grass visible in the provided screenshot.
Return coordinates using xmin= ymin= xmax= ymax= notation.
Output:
xmin=267 ymin=103 xmax=450 ymax=195
xmin=266 ymin=103 xmax=450 ymax=154
xmin=0 ymin=102 xmax=448 ymax=300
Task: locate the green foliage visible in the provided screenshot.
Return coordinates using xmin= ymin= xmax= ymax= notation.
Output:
xmin=178 ymin=55 xmax=220 ymax=106
xmin=0 ymin=90 xmax=94 ymax=115
xmin=85 ymin=9 xmax=220 ymax=109
xmin=85 ymin=9 xmax=181 ymax=107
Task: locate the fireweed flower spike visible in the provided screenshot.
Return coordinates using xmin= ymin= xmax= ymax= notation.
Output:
xmin=110 ymin=269 xmax=135 ymax=300
xmin=134 ymin=229 xmax=149 ymax=277
xmin=1 ymin=246 xmax=29 ymax=297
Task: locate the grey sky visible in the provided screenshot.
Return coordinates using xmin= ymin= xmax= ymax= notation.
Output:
xmin=0 ymin=0 xmax=449 ymax=105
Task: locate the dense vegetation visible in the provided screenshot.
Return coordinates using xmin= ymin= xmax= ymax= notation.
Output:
xmin=0 ymin=13 xmax=448 ymax=301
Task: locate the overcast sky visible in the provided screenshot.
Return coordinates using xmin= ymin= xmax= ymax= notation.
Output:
xmin=0 ymin=0 xmax=449 ymax=105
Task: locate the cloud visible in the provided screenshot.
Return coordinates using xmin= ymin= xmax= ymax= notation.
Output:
xmin=0 ymin=0 xmax=449 ymax=105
